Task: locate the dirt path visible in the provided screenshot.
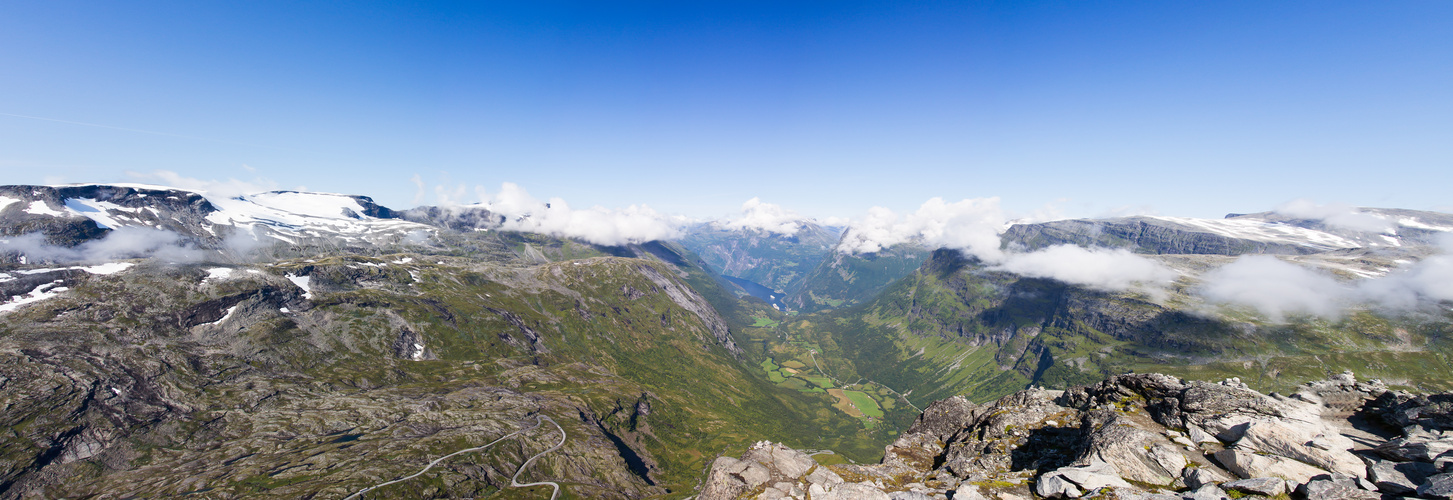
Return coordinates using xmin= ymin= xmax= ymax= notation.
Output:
xmin=344 ymin=413 xmax=565 ymax=500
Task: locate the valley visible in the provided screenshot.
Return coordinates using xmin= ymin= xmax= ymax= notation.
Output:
xmin=2 ymin=184 xmax=1452 ymax=498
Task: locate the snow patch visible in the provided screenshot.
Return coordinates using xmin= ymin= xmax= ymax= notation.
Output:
xmin=207 ymin=305 xmax=240 ymax=326
xmin=392 ymin=257 xmax=414 ymax=264
xmin=25 ymin=200 xmax=63 ymax=216
xmin=80 ymin=262 xmax=134 ymax=275
xmin=63 ymin=198 xmax=143 ymax=229
xmin=1399 ymin=218 xmax=1453 ymax=232
xmin=0 ymin=196 xmax=20 ymax=212
xmin=0 ymin=280 xmax=69 ymax=313
xmin=287 ymin=274 xmax=313 ymax=299
xmin=204 ymin=267 xmax=234 ymax=282
xmin=1147 ymin=216 xmax=1361 ymax=250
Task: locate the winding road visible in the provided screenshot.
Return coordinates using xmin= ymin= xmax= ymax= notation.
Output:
xmin=344 ymin=413 xmax=566 ymax=500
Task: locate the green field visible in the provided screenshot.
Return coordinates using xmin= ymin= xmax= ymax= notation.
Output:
xmin=843 ymin=390 xmax=884 ymax=418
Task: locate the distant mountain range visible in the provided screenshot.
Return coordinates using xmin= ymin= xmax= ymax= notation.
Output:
xmin=2 ymin=182 xmax=1451 ymax=499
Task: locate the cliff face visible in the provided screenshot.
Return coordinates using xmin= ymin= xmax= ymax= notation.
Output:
xmin=701 ymin=372 xmax=1453 ymax=499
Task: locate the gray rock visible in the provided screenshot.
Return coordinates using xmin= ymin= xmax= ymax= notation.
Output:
xmin=1183 ymin=483 xmax=1229 ymax=500
xmin=1182 ymin=466 xmax=1232 ymax=490
xmin=1296 ymin=474 xmax=1381 ymax=499
xmin=1234 ymin=418 xmax=1364 ymax=477
xmin=1052 ymin=461 xmax=1136 ymax=491
xmin=907 ymin=395 xmax=983 ymax=441
xmin=889 ymin=491 xmax=934 ymax=500
xmin=1221 ymin=477 xmax=1286 ymax=496
xmin=1034 ymin=472 xmax=1083 ymax=499
xmin=1212 ymin=447 xmax=1330 ymax=483
xmin=950 ymin=483 xmax=987 ymax=500
xmin=1186 ymin=425 xmax=1218 ymax=445
xmin=1375 ymin=431 xmax=1453 ymax=462
xmin=1368 ymin=458 xmax=1430 ymax=495
xmin=1420 ymin=473 xmax=1453 ymax=500
xmin=818 ymin=482 xmax=892 ymax=500
xmin=1076 ymin=411 xmax=1185 ymax=485
xmin=806 ymin=464 xmax=844 ymax=487
xmin=742 ymin=441 xmax=817 ymax=479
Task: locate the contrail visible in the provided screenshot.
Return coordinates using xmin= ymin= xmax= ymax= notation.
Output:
xmin=0 ymin=112 xmax=283 ymax=150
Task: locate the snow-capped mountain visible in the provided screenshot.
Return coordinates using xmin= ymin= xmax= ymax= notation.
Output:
xmin=0 ymin=184 xmax=435 ymax=250
xmin=1002 ymin=208 xmax=1453 ymax=257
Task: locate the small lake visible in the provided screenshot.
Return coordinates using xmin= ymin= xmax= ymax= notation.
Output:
xmin=721 ymin=276 xmax=787 ymax=311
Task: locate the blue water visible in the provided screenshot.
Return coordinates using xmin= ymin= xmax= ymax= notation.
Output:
xmin=721 ymin=276 xmax=786 ymax=311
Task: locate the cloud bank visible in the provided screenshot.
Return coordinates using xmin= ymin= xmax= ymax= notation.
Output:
xmin=1275 ymin=199 xmax=1393 ymax=233
xmin=836 ymin=197 xmax=1176 ymax=293
xmin=718 ymin=198 xmax=804 ymax=235
xmin=996 ymin=245 xmax=1179 ymax=292
xmin=1198 ymin=255 xmax=1348 ymax=321
xmin=484 ymin=183 xmax=679 ymax=246
xmin=838 ymin=197 xmax=1007 ymax=257
xmin=1 ymin=227 xmax=207 ymax=264
xmin=1199 ymin=235 xmax=1453 ymax=320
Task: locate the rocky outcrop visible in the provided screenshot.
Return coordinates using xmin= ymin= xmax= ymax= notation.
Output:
xmin=701 ymin=371 xmax=1453 ymax=499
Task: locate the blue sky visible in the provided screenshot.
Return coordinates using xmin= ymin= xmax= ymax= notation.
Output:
xmin=1 ymin=1 xmax=1450 ymax=220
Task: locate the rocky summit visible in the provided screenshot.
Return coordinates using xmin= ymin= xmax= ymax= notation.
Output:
xmin=701 ymin=371 xmax=1453 ymax=500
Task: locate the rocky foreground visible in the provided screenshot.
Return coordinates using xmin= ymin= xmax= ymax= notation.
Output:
xmin=701 ymin=372 xmax=1453 ymax=499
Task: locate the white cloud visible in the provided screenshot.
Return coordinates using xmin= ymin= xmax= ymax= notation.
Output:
xmin=1198 ymin=255 xmax=1347 ymax=321
xmin=410 ymin=174 xmax=426 ymax=205
xmin=485 ymin=183 xmax=679 ymax=246
xmin=1275 ymin=199 xmax=1393 ymax=233
xmin=838 ymin=197 xmax=1007 ymax=257
xmin=836 ymin=196 xmax=1173 ymax=292
xmin=994 ymin=245 xmax=1178 ymax=292
xmin=1 ymin=227 xmax=207 ymax=264
xmin=126 ymin=170 xmax=279 ymax=199
xmin=1356 ymin=234 xmax=1453 ymax=308
xmin=719 ymin=198 xmax=804 ymax=235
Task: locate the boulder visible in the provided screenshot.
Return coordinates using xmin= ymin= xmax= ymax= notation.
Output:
xmin=1033 ymin=473 xmax=1082 ymax=499
xmin=1212 ymin=447 xmax=1330 ymax=484
xmin=742 ymin=441 xmax=817 ymax=479
xmin=1220 ymin=477 xmax=1286 ymax=496
xmin=699 ymin=457 xmax=756 ymax=499
xmin=907 ymin=396 xmax=983 ymax=441
xmin=1367 ymin=459 xmax=1438 ymax=494
xmin=1182 ymin=466 xmax=1232 ymax=490
xmin=1233 ymin=418 xmax=1364 ymax=477
xmin=1186 ymin=425 xmax=1218 ymax=445
xmin=1036 ymin=461 xmax=1135 ymax=498
xmin=805 ymin=464 xmax=844 ymax=487
xmin=1183 ymin=483 xmax=1229 ymax=500
xmin=1076 ymin=411 xmax=1185 ymax=485
xmin=888 ymin=491 xmax=933 ymax=500
xmin=1374 ymin=429 xmax=1453 ymax=462
xmin=816 ymin=482 xmax=892 ymax=500
xmin=1420 ymin=473 xmax=1453 ymax=500
xmin=1295 ymin=473 xmax=1381 ymax=500
xmin=951 ymin=483 xmax=988 ymax=500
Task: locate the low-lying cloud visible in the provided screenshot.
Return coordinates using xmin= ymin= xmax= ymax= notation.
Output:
xmin=1 ymin=227 xmax=207 ymax=264
xmin=485 ymin=183 xmax=679 ymax=246
xmin=995 ymin=245 xmax=1178 ymax=292
xmin=1198 ymin=255 xmax=1348 ymax=321
xmin=1275 ymin=199 xmax=1394 ymax=233
xmin=718 ymin=198 xmax=804 ymax=235
xmin=1199 ymin=235 xmax=1453 ymax=320
xmin=836 ymin=197 xmax=1175 ymax=293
